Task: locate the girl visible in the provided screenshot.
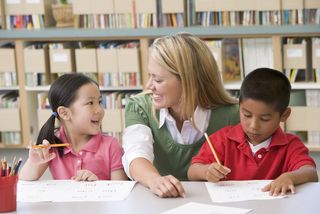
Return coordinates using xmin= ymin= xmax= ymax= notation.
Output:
xmin=20 ymin=73 xmax=127 ymax=181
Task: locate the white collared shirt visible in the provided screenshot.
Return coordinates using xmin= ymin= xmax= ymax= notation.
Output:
xmin=122 ymin=106 xmax=211 ymax=179
xmin=248 ymin=137 xmax=272 ymax=155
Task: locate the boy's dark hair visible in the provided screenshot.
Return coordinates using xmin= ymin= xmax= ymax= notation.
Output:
xmin=36 ymin=73 xmax=99 ymax=156
xmin=239 ymin=68 xmax=291 ymax=114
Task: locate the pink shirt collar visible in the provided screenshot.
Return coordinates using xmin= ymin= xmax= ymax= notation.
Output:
xmin=58 ymin=126 xmax=102 ymax=155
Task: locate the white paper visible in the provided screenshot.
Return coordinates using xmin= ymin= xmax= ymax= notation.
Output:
xmin=161 ymin=202 xmax=252 ymax=214
xmin=205 ymin=180 xmax=286 ymax=203
xmin=17 ymin=180 xmax=136 ymax=202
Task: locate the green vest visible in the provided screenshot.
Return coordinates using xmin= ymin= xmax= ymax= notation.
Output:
xmin=125 ymin=94 xmax=239 ymax=181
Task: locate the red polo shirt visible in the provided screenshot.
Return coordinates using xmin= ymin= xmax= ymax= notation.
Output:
xmin=192 ymin=124 xmax=316 ymax=180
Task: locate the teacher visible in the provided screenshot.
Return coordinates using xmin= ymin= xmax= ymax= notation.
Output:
xmin=122 ymin=33 xmax=239 ymax=198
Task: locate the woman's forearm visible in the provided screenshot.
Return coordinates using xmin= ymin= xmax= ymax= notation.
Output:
xmin=130 ymin=157 xmax=161 ymax=187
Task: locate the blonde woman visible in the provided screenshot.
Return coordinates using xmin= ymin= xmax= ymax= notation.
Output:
xmin=122 ymin=33 xmax=239 ymax=198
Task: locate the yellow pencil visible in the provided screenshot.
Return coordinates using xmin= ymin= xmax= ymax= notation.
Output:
xmin=32 ymin=143 xmax=70 ymax=149
xmin=204 ymin=133 xmax=221 ymax=165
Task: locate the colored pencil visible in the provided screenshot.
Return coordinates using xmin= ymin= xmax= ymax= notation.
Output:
xmin=32 ymin=143 xmax=70 ymax=149
xmin=204 ymin=133 xmax=221 ymax=165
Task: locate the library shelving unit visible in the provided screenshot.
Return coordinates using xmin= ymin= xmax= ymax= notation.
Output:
xmin=0 ymin=25 xmax=319 ymax=151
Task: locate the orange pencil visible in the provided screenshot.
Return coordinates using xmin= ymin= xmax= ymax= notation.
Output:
xmin=32 ymin=143 xmax=70 ymax=149
xmin=204 ymin=133 xmax=221 ymax=165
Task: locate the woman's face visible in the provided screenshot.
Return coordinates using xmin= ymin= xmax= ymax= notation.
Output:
xmin=146 ymin=57 xmax=182 ymax=110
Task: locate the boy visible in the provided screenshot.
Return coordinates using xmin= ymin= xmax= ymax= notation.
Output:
xmin=188 ymin=68 xmax=318 ymax=196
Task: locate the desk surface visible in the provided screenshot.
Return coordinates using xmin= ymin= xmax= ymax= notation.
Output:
xmin=15 ymin=182 xmax=319 ymax=214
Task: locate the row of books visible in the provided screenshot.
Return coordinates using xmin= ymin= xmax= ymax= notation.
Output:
xmin=100 ymin=92 xmax=138 ymax=142
xmin=1 ymin=0 xmax=319 ymax=30
xmin=101 ymin=92 xmax=137 ymax=110
xmin=3 ymin=37 xmax=320 ymax=89
xmin=305 ymin=90 xmax=320 ymax=146
xmin=22 ymin=41 xmax=141 ymax=88
xmin=36 ymin=91 xmax=137 ymax=142
xmin=288 ymin=89 xmax=320 ymax=146
xmin=75 ymin=0 xmax=320 ymax=28
xmin=37 ymin=91 xmax=137 ymax=111
xmin=191 ymin=8 xmax=319 ymax=26
xmin=206 ymin=38 xmax=320 ymax=83
xmin=206 ymin=37 xmax=320 ymax=84
xmin=0 ymin=91 xmax=20 ymax=145
xmin=0 ymin=131 xmax=20 ymax=145
xmin=0 ymin=91 xmax=19 ymax=108
xmin=74 ymin=0 xmax=185 ymax=29
xmin=75 ymin=0 xmax=318 ymax=28
xmin=5 ymin=14 xmax=45 ymax=29
xmin=2 ymin=37 xmax=320 ymax=90
xmin=283 ymin=38 xmax=320 ymax=83
xmin=190 ymin=0 xmax=319 ymax=26
xmin=0 ymin=72 xmax=17 ymax=87
xmin=0 ymin=43 xmax=16 ymax=87
xmin=192 ymin=10 xmax=282 ymax=26
xmin=1 ymin=0 xmax=55 ymax=29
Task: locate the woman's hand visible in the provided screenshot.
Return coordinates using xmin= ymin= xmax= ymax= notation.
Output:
xmin=29 ymin=139 xmax=56 ymax=165
xmin=147 ymin=175 xmax=185 ymax=198
xmin=72 ymin=169 xmax=98 ymax=181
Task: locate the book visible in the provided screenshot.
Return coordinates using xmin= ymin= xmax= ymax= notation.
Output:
xmin=221 ymin=38 xmax=242 ymax=82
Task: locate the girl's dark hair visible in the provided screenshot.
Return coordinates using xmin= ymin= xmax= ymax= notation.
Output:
xmin=36 ymin=73 xmax=98 ymax=156
xmin=239 ymin=68 xmax=291 ymax=115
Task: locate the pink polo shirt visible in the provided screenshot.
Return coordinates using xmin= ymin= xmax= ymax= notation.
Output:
xmin=49 ymin=127 xmax=123 ymax=180
xmin=192 ymin=124 xmax=316 ymax=180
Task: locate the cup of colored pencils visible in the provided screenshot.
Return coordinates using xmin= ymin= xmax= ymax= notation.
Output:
xmin=0 ymin=157 xmax=22 ymax=212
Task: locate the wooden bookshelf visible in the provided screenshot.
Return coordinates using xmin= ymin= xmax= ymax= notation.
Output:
xmin=0 ymin=25 xmax=319 ymax=150
xmin=0 ymin=25 xmax=319 ymax=39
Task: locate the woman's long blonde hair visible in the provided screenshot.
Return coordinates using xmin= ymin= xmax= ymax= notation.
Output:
xmin=150 ymin=33 xmax=237 ymax=121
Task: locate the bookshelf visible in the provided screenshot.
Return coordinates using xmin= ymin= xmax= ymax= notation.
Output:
xmin=0 ymin=25 xmax=319 ymax=151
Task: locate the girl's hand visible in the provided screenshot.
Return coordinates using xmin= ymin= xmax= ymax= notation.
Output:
xmin=262 ymin=173 xmax=295 ymax=196
xmin=72 ymin=169 xmax=98 ymax=181
xmin=206 ymin=162 xmax=231 ymax=182
xmin=147 ymin=175 xmax=185 ymax=198
xmin=28 ymin=139 xmax=56 ymax=165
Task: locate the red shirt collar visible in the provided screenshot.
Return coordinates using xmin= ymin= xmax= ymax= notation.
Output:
xmin=227 ymin=124 xmax=289 ymax=148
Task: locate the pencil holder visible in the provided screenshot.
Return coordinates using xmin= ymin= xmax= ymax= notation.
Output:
xmin=0 ymin=175 xmax=18 ymax=212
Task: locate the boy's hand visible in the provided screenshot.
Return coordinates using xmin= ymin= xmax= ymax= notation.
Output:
xmin=28 ymin=139 xmax=56 ymax=165
xmin=262 ymin=173 xmax=295 ymax=196
xmin=72 ymin=169 xmax=98 ymax=181
xmin=206 ymin=163 xmax=231 ymax=182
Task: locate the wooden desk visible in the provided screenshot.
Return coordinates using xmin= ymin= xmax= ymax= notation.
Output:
xmin=16 ymin=182 xmax=319 ymax=214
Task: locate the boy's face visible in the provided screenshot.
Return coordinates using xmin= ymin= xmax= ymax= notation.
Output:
xmin=240 ymin=98 xmax=290 ymax=146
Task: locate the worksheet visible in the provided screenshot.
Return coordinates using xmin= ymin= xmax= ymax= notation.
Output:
xmin=205 ymin=180 xmax=286 ymax=202
xmin=161 ymin=202 xmax=252 ymax=214
xmin=17 ymin=180 xmax=136 ymax=202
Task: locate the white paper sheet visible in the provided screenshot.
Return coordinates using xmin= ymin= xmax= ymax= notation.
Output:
xmin=17 ymin=180 xmax=136 ymax=202
xmin=205 ymin=180 xmax=286 ymax=202
xmin=161 ymin=202 xmax=252 ymax=214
